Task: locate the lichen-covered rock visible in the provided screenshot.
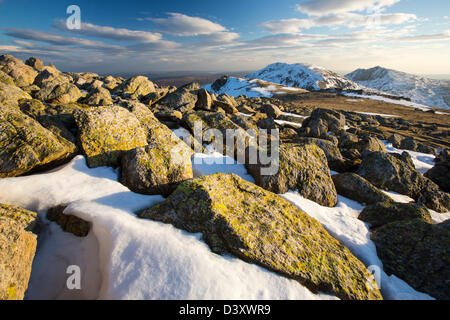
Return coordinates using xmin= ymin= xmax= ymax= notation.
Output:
xmin=259 ymin=103 xmax=282 ymax=119
xmin=371 ymin=219 xmax=450 ymax=300
xmin=0 ymin=83 xmax=32 ymax=108
xmin=424 ymin=151 xmax=450 ymax=192
xmin=354 ymin=135 xmax=386 ymax=153
xmin=74 ymin=106 xmax=148 ymax=168
xmin=44 ymin=83 xmax=82 ymax=105
xmin=83 ymin=87 xmax=112 ymax=105
xmin=159 ymin=82 xmax=199 ymax=113
xmin=357 ymin=151 xmax=450 ymax=212
xmin=0 ymin=108 xmax=75 ymax=177
xmin=113 ymin=75 xmax=155 ymax=99
xmin=195 ymin=88 xmax=212 ymax=111
xmin=247 ymin=142 xmax=338 ymax=207
xmin=0 ymin=55 xmax=38 ymax=87
xmin=46 ymin=205 xmax=90 ymax=237
xmin=332 ymin=173 xmax=393 ymax=205
xmin=25 ymin=57 xmax=44 ymax=72
xmin=121 ymin=143 xmax=193 ymax=196
xmin=399 ymin=137 xmax=437 ymax=156
xmin=359 ymin=202 xmax=432 ymax=228
xmin=301 ymin=108 xmax=346 ymax=138
xmin=140 ymin=173 xmax=382 ymax=300
xmin=0 ymin=203 xmax=37 ymax=300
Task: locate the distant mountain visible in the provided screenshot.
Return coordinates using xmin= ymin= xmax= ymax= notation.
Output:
xmin=246 ymin=62 xmax=366 ymax=91
xmin=346 ymin=66 xmax=450 ymax=110
xmin=203 ymin=76 xmax=308 ymax=98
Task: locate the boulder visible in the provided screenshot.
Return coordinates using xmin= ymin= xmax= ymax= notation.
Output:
xmin=0 ymin=203 xmax=37 ymax=300
xmin=0 ymin=108 xmax=75 ymax=177
xmin=332 ymin=173 xmax=393 ymax=205
xmin=259 ymin=103 xmax=282 ymax=119
xmin=246 ymin=143 xmax=338 ymax=207
xmin=0 ymin=83 xmax=31 ymax=108
xmin=359 ymin=202 xmax=432 ymax=228
xmin=399 ymin=137 xmax=437 ymax=156
xmin=354 ymin=135 xmax=386 ymax=153
xmin=195 ymin=88 xmax=212 ymax=111
xmin=25 ymin=57 xmax=44 ymax=72
xmin=83 ymin=87 xmax=113 ymax=105
xmin=73 ymin=106 xmax=148 ymax=168
xmin=357 ymin=151 xmax=450 ymax=212
xmin=301 ymin=108 xmax=346 ymax=138
xmin=371 ymin=219 xmax=450 ymax=300
xmin=425 ymin=150 xmax=450 ymax=192
xmin=113 ymin=75 xmax=155 ymax=99
xmin=159 ymin=82 xmax=200 ymax=113
xmin=0 ymin=55 xmax=37 ymax=87
xmin=139 ymin=173 xmax=382 ymax=300
xmin=46 ymin=205 xmax=90 ymax=237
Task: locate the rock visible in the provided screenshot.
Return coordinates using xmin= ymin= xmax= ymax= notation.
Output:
xmin=371 ymin=219 xmax=450 ymax=300
xmin=0 ymin=83 xmax=32 ymax=108
xmin=400 ymin=137 xmax=437 ymax=155
xmin=211 ymin=99 xmax=239 ymax=114
xmin=259 ymin=103 xmax=282 ymax=119
xmin=0 ymin=108 xmax=75 ymax=177
xmin=46 ymin=205 xmax=90 ymax=237
xmin=0 ymin=203 xmax=37 ymax=300
xmin=142 ymin=86 xmax=175 ymax=105
xmin=425 ymin=150 xmax=450 ymax=192
xmin=139 ymin=173 xmax=382 ymax=300
xmin=0 ymin=55 xmax=38 ymax=87
xmin=237 ymin=104 xmax=256 ymax=114
xmin=121 ymin=143 xmax=193 ymax=196
xmin=83 ymin=87 xmax=113 ymax=105
xmin=357 ymin=151 xmax=450 ymax=212
xmin=359 ymin=202 xmax=432 ymax=228
xmin=338 ymin=131 xmax=359 ymax=149
xmin=25 ymin=57 xmax=44 ymax=72
xmin=159 ymin=82 xmax=200 ymax=113
xmin=246 ymin=142 xmax=338 ymax=207
xmin=0 ymin=70 xmax=15 ymax=85
xmin=74 ymin=106 xmax=148 ymax=168
xmin=44 ymin=83 xmax=82 ymax=105
xmin=33 ymin=67 xmax=78 ymax=104
xmin=195 ymin=88 xmax=212 ymax=111
xmin=257 ymin=117 xmax=276 ymax=130
xmin=113 ymin=75 xmax=155 ymax=99
xmin=354 ymin=135 xmax=386 ymax=153
xmin=332 ymin=173 xmax=393 ymax=205
xmin=388 ymin=134 xmax=404 ymax=148
xmin=301 ymin=108 xmax=346 ymax=138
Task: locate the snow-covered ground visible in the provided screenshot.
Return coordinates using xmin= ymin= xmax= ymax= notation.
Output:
xmin=203 ymin=77 xmax=306 ymax=98
xmin=382 ymin=141 xmax=436 ymax=173
xmin=0 ymin=137 xmax=446 ymax=300
xmin=346 ymin=66 xmax=450 ymax=110
xmin=343 ymin=92 xmax=432 ymax=111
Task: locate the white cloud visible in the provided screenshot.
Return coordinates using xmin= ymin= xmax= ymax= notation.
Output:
xmin=148 ymin=13 xmax=227 ymax=36
xmin=296 ymin=0 xmax=400 ymax=16
xmin=54 ymin=20 xmax=163 ymax=43
xmin=261 ymin=12 xmax=416 ymax=33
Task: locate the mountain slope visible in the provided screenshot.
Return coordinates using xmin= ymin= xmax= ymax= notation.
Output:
xmin=346 ymin=66 xmax=450 ymax=110
xmin=246 ymin=62 xmax=365 ymax=91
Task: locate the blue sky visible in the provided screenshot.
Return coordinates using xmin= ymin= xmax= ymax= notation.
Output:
xmin=0 ymin=0 xmax=449 ymax=75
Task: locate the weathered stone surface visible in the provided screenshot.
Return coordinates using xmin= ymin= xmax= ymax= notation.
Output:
xmin=0 ymin=83 xmax=31 ymax=108
xmin=0 ymin=55 xmax=38 ymax=87
xmin=399 ymin=137 xmax=437 ymax=155
xmin=140 ymin=173 xmax=382 ymax=300
xmin=425 ymin=150 xmax=450 ymax=192
xmin=247 ymin=143 xmax=338 ymax=207
xmin=354 ymin=135 xmax=386 ymax=153
xmin=25 ymin=57 xmax=44 ymax=72
xmin=359 ymin=202 xmax=432 ymax=228
xmin=113 ymin=75 xmax=155 ymax=99
xmin=301 ymin=108 xmax=346 ymax=138
xmin=44 ymin=83 xmax=82 ymax=105
xmin=159 ymin=82 xmax=199 ymax=113
xmin=46 ymin=205 xmax=90 ymax=237
xmin=371 ymin=219 xmax=450 ymax=300
xmin=259 ymin=103 xmax=282 ymax=119
xmin=74 ymin=106 xmax=148 ymax=168
xmin=332 ymin=173 xmax=393 ymax=205
xmin=195 ymin=88 xmax=212 ymax=111
xmin=0 ymin=108 xmax=74 ymax=177
xmin=83 ymin=87 xmax=112 ymax=105
xmin=211 ymin=99 xmax=239 ymax=114
xmin=0 ymin=203 xmax=37 ymax=300
xmin=357 ymin=151 xmax=450 ymax=212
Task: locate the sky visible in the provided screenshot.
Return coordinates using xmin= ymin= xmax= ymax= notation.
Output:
xmin=0 ymin=0 xmax=449 ymax=75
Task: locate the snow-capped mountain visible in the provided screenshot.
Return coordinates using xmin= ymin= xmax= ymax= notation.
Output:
xmin=203 ymin=75 xmax=308 ymax=98
xmin=346 ymin=66 xmax=450 ymax=110
xmin=246 ymin=62 xmax=365 ymax=91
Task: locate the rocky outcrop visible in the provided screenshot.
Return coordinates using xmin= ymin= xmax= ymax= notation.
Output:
xmin=247 ymin=143 xmax=338 ymax=207
xmin=139 ymin=173 xmax=382 ymax=300
xmin=359 ymin=202 xmax=432 ymax=228
xmin=83 ymin=87 xmax=113 ymax=106
xmin=0 ymin=83 xmax=32 ymax=108
xmin=301 ymin=108 xmax=346 ymax=139
xmin=0 ymin=203 xmax=37 ymax=300
xmin=159 ymin=82 xmax=199 ymax=113
xmin=259 ymin=103 xmax=282 ymax=119
xmin=74 ymin=106 xmax=148 ymax=168
xmin=371 ymin=219 xmax=450 ymax=300
xmin=357 ymin=151 xmax=450 ymax=212
xmin=332 ymin=173 xmax=393 ymax=205
xmin=25 ymin=57 xmax=45 ymax=72
xmin=0 ymin=108 xmax=75 ymax=177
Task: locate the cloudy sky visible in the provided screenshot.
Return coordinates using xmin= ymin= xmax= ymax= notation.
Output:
xmin=0 ymin=0 xmax=449 ymax=75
